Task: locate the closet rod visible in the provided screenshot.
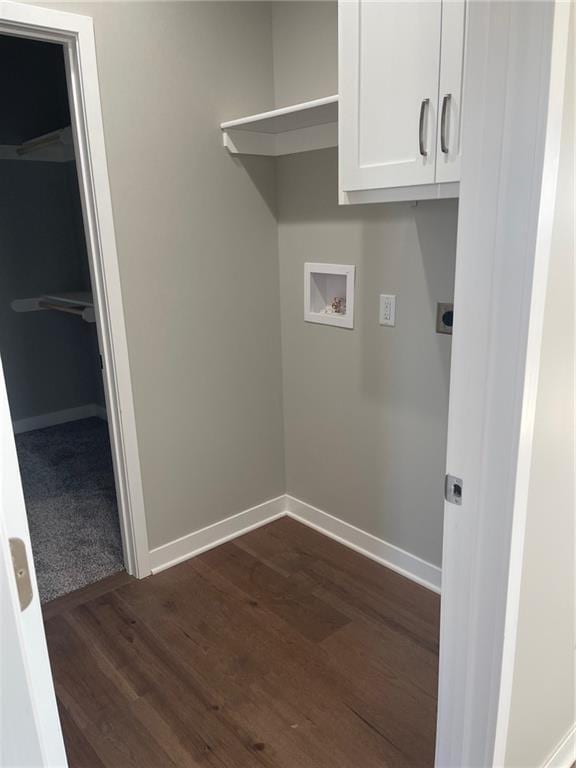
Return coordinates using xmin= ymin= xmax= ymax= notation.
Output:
xmin=38 ymin=300 xmax=85 ymax=317
xmin=11 ymin=293 xmax=96 ymax=323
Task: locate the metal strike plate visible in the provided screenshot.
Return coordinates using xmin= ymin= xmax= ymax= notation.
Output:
xmin=9 ymin=538 xmax=33 ymax=611
xmin=436 ymin=302 xmax=454 ymax=335
xmin=445 ymin=474 xmax=463 ymax=505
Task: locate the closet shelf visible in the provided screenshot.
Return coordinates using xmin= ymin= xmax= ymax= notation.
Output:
xmin=220 ymin=95 xmax=338 ymax=157
xmin=11 ymin=292 xmax=95 ymax=323
xmin=0 ymin=126 xmax=74 ymax=163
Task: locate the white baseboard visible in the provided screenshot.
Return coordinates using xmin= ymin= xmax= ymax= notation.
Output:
xmin=12 ymin=403 xmax=107 ymax=434
xmin=149 ymin=495 xmax=286 ymax=574
xmin=285 ymin=496 xmax=442 ymax=593
xmin=149 ymin=493 xmax=442 ymax=593
xmin=542 ymin=724 xmax=576 ymax=768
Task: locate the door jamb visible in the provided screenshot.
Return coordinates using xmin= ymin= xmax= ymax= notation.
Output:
xmin=436 ymin=2 xmax=570 ymax=765
xmin=0 ymin=0 xmax=151 ymax=579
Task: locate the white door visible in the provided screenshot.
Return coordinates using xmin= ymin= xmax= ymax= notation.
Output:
xmin=435 ymin=1 xmax=570 ymax=764
xmin=0 ymin=358 xmax=67 ymax=768
xmin=435 ymin=0 xmax=467 ymax=183
xmin=339 ymin=0 xmax=441 ymax=192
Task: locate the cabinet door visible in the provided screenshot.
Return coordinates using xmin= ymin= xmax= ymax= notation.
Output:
xmin=339 ymin=0 xmax=442 ymax=192
xmin=435 ymin=0 xmax=467 ymax=182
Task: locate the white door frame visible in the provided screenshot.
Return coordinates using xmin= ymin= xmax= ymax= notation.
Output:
xmin=0 ymin=0 xmax=150 ymax=578
xmin=436 ymin=1 xmax=570 ymax=766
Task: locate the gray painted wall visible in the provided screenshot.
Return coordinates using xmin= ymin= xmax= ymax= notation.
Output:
xmin=505 ymin=20 xmax=575 ymax=765
xmin=277 ymin=151 xmax=456 ymax=566
xmin=36 ymin=1 xmax=286 ymax=551
xmin=23 ymin=0 xmax=454 ymax=568
xmin=0 ymin=161 xmax=102 ymax=421
xmin=272 ymin=1 xmax=338 ymax=106
xmin=273 ymin=2 xmax=455 ymax=567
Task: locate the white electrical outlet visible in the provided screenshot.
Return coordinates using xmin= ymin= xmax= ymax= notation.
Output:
xmin=379 ymin=294 xmax=396 ymax=326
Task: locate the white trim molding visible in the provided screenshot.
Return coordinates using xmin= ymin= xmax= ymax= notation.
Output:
xmin=149 ymin=496 xmax=286 ymax=574
xmin=285 ymin=496 xmax=441 ymax=593
xmin=542 ymin=724 xmax=576 ymax=768
xmin=12 ymin=403 xmax=107 ymax=434
xmin=149 ymin=494 xmax=442 ymax=593
xmin=0 ymin=0 xmax=151 ymax=579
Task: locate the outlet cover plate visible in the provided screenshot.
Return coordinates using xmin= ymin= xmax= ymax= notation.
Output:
xmin=379 ymin=294 xmax=396 ymax=326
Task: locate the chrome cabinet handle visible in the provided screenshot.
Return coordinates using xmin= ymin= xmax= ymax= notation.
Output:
xmin=419 ymin=98 xmax=430 ymax=157
xmin=441 ymin=93 xmax=452 ymax=154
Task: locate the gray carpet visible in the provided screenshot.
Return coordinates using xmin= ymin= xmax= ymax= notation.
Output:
xmin=15 ymin=418 xmax=124 ymax=603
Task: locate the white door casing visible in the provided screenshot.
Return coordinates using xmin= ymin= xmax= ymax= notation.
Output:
xmin=0 ymin=0 xmax=150 ymax=580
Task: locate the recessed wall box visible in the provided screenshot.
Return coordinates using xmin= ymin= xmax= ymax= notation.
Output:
xmin=304 ymin=263 xmax=355 ymax=329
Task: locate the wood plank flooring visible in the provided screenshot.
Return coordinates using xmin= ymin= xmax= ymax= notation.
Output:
xmin=44 ymin=517 xmax=440 ymax=768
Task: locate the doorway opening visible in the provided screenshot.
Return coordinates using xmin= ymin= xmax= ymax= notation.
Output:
xmin=0 ymin=34 xmax=120 ymax=601
xmin=0 ymin=31 xmax=148 ymax=600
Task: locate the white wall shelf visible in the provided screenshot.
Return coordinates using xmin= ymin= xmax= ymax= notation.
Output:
xmin=221 ymin=95 xmax=338 ymax=157
xmin=0 ymin=127 xmax=74 ymax=163
xmin=304 ymin=263 xmax=355 ymax=329
xmin=11 ymin=291 xmax=95 ymax=323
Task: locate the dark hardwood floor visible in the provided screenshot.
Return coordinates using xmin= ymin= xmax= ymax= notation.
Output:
xmin=44 ymin=517 xmax=440 ymax=768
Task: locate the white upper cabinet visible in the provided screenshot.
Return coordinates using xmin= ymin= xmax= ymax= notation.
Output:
xmin=435 ymin=1 xmax=466 ymax=183
xmin=339 ymin=0 xmax=467 ymax=201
